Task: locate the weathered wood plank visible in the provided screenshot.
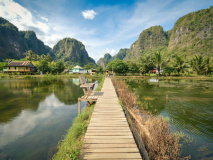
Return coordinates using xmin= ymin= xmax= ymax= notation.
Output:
xmin=80 ymin=153 xmax=142 ymax=159
xmin=83 ymin=143 xmax=137 ymax=148
xmin=85 ymin=132 xmax=132 ymax=136
xmin=82 ymin=148 xmax=139 ymax=153
xmin=84 ymin=135 xmax=133 ymax=139
xmin=84 ymin=139 xmax=136 ymax=144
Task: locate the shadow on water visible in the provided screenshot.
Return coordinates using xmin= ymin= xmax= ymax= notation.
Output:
xmin=0 ymin=78 xmax=98 ymax=160
xmin=126 ymin=78 xmax=213 ymax=159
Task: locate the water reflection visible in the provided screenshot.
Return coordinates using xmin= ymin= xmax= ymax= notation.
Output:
xmin=126 ymin=79 xmax=213 ymax=159
xmin=0 ymin=78 xmax=98 ymax=160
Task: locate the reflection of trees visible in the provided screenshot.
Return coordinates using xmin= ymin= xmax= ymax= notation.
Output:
xmin=0 ymin=79 xmax=84 ymax=123
xmin=54 ymin=79 xmax=84 ymax=105
xmin=0 ymin=80 xmax=50 ymax=123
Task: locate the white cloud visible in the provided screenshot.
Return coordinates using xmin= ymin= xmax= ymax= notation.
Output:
xmin=40 ymin=16 xmax=48 ymax=22
xmin=82 ymin=9 xmax=97 ymax=20
xmin=0 ymin=0 xmax=50 ymax=34
xmin=106 ymin=48 xmax=116 ymax=56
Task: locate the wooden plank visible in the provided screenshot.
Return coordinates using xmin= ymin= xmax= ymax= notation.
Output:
xmin=80 ymin=153 xmax=141 ymax=159
xmin=83 ymin=143 xmax=137 ymax=148
xmin=89 ymin=124 xmax=129 ymax=127
xmin=87 ymin=127 xmax=130 ymax=130
xmin=84 ymin=139 xmax=135 ymax=144
xmin=85 ymin=132 xmax=132 ymax=136
xmin=84 ymin=135 xmax=133 ymax=139
xmin=82 ymin=148 xmax=139 ymax=153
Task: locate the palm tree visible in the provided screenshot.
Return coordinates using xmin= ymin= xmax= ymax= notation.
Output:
xmin=154 ymin=51 xmax=164 ymax=75
xmin=203 ymin=57 xmax=212 ymax=75
xmin=174 ymin=55 xmax=184 ymax=75
xmin=28 ymin=50 xmax=33 ymax=62
xmin=190 ymin=55 xmax=204 ymax=75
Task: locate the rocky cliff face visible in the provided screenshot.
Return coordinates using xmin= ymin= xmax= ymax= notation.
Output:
xmin=125 ymin=26 xmax=169 ymax=60
xmin=20 ymin=31 xmax=47 ymax=55
xmin=0 ymin=17 xmax=27 ymax=61
xmin=168 ymin=6 xmax=213 ymax=58
xmin=50 ymin=38 xmax=95 ymax=66
xmin=97 ymin=53 xmax=112 ymax=68
xmin=111 ymin=48 xmax=129 ymax=61
xmin=0 ymin=17 xmax=49 ymax=61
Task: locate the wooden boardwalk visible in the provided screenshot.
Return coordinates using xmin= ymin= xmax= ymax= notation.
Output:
xmin=80 ymin=78 xmax=142 ymax=160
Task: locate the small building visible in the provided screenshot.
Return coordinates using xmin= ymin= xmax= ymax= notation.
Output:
xmin=3 ymin=61 xmax=37 ymax=74
xmin=72 ymin=65 xmax=90 ymax=74
xmin=72 ymin=65 xmax=82 ymax=74
xmin=90 ymin=68 xmax=97 ymax=75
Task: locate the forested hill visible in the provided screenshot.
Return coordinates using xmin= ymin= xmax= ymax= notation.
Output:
xmin=0 ymin=17 xmax=49 ymax=61
xmin=97 ymin=49 xmax=129 ymax=68
xmin=50 ymin=38 xmax=95 ymax=66
xmin=124 ymin=6 xmax=213 ymax=60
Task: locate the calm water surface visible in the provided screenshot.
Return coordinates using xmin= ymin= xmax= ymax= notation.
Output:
xmin=126 ymin=79 xmax=213 ymax=160
xmin=0 ymin=78 xmax=99 ymax=160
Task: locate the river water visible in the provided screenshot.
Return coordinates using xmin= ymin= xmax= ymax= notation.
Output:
xmin=0 ymin=78 xmax=98 ymax=160
xmin=126 ymin=79 xmax=213 ymax=160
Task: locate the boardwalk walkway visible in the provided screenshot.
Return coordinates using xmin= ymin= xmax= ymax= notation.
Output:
xmin=80 ymin=78 xmax=142 ymax=160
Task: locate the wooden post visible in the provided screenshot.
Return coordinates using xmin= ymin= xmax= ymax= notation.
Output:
xmin=78 ymin=100 xmax=81 ymax=115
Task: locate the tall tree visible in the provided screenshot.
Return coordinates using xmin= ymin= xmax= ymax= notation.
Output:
xmin=203 ymin=57 xmax=212 ymax=75
xmin=190 ymin=55 xmax=205 ymax=75
xmin=154 ymin=51 xmax=162 ymax=75
xmin=137 ymin=55 xmax=154 ymax=75
xmin=174 ymin=55 xmax=185 ymax=75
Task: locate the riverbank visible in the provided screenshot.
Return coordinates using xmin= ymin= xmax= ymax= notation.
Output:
xmin=52 ymin=77 xmax=105 ymax=160
xmin=0 ymin=73 xmax=103 ymax=80
xmin=115 ymin=75 xmax=212 ymax=80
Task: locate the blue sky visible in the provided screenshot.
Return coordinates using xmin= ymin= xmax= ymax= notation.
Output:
xmin=0 ymin=0 xmax=212 ymax=61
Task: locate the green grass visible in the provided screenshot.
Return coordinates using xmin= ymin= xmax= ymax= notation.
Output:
xmin=52 ymin=77 xmax=105 ymax=160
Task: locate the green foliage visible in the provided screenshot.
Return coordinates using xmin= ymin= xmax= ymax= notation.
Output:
xmin=127 ymin=60 xmax=138 ymax=73
xmin=137 ymin=55 xmax=154 ymax=75
xmin=38 ymin=59 xmax=50 ymax=74
xmin=96 ymin=66 xmax=104 ymax=74
xmin=106 ymin=58 xmax=128 ymax=74
xmin=162 ymin=67 xmax=175 ymax=76
xmin=0 ymin=62 xmax=8 ymax=71
xmin=190 ymin=55 xmax=212 ymax=75
xmin=54 ymin=61 xmax=65 ymax=73
xmin=174 ymin=55 xmax=185 ymax=75
xmin=84 ymin=63 xmax=96 ymax=69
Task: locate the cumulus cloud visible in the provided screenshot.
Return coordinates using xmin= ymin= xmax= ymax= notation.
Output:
xmin=0 ymin=0 xmax=50 ymax=34
xmin=82 ymin=9 xmax=97 ymax=20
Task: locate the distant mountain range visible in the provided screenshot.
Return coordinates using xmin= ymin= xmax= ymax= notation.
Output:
xmin=0 ymin=17 xmax=95 ymax=66
xmin=1 ymin=6 xmax=212 ymax=66
xmin=0 ymin=17 xmax=47 ymax=61
xmin=97 ymin=49 xmax=129 ymax=68
xmin=98 ymin=6 xmax=213 ymax=64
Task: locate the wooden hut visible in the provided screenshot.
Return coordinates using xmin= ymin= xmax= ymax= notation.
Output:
xmin=3 ymin=61 xmax=37 ymax=74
